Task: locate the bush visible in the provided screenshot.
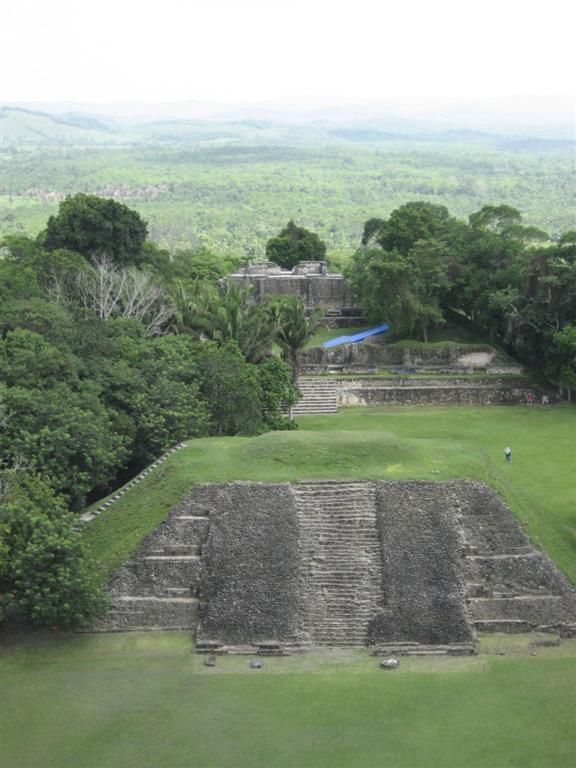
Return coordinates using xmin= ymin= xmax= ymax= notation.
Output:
xmin=0 ymin=474 xmax=107 ymax=627
xmin=257 ymin=356 xmax=300 ymax=429
xmin=197 ymin=342 xmax=264 ymax=435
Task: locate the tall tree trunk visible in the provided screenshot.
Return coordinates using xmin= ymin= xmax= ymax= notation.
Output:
xmin=291 ymin=354 xmax=300 ymax=385
xmin=422 ymin=320 xmax=428 ymax=343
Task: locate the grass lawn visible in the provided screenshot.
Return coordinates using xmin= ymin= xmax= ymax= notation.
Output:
xmin=1 ymin=631 xmax=575 ymax=768
xmin=305 ymin=319 xmax=490 ymax=349
xmin=84 ymin=404 xmax=576 ymax=584
xmin=304 ymin=324 xmax=373 ymax=348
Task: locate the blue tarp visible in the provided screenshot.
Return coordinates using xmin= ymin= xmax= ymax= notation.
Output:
xmin=323 ymin=323 xmax=390 ymax=348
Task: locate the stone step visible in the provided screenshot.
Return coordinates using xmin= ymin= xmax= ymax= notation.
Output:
xmin=295 ymin=481 xmax=372 ymax=488
xmin=106 ymin=552 xmax=202 ymax=597
xmin=143 ymin=554 xmax=200 ymax=561
xmin=292 ymin=409 xmax=338 ymax=414
xmin=295 ymin=495 xmax=375 ymax=501
xmin=90 ymin=596 xmax=198 ymax=631
xmin=372 ymin=644 xmax=476 ymax=656
xmin=115 ymin=596 xmax=198 ymax=604
xmin=295 ymin=500 xmax=374 ymax=507
xmin=295 ymin=482 xmax=381 ymax=646
xmin=466 ymin=552 xmax=536 ymax=560
xmin=293 ymin=379 xmax=339 ymax=415
xmin=468 ymin=595 xmax=573 ymax=625
xmin=474 ymin=619 xmax=536 ymax=633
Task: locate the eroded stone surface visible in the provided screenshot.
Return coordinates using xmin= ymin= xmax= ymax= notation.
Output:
xmin=196 ymin=483 xmax=299 ymax=647
xmin=368 ymin=481 xmax=474 ymax=647
xmin=91 ymin=480 xmax=576 ymax=650
xmin=222 ymin=261 xmax=362 ymax=321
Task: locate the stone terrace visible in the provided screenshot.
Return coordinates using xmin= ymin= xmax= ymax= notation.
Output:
xmin=91 ymin=481 xmax=576 ymax=652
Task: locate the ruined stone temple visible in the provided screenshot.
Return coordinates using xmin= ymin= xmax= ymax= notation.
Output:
xmin=220 ymin=261 xmax=363 ymax=323
xmin=92 ymin=481 xmax=576 ymax=654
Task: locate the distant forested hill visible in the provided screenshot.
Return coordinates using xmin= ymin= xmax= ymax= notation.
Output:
xmin=1 ymin=109 xmax=573 ymax=256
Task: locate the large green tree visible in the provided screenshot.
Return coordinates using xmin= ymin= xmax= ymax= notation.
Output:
xmin=173 ymin=282 xmax=277 ymax=363
xmin=545 ymin=325 xmax=576 ymax=399
xmin=43 ymin=194 xmax=148 ymax=266
xmin=363 ymin=202 xmax=458 ymax=254
xmin=265 ymin=220 xmax=326 ymax=269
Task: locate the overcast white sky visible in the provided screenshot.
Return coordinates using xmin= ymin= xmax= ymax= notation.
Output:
xmin=3 ymin=0 xmax=575 ymax=104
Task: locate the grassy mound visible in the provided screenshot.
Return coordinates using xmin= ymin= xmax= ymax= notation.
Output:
xmin=84 ymin=404 xmax=576 ymax=584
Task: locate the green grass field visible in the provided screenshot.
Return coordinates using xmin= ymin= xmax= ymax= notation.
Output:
xmin=1 ymin=631 xmax=575 ymax=768
xmin=4 ymin=404 xmax=576 ymax=767
xmin=84 ymin=404 xmax=576 ymax=584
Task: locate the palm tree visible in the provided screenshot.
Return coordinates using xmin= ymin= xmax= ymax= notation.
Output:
xmin=272 ymin=297 xmax=325 ymax=383
xmin=172 ymin=281 xmax=277 ymax=363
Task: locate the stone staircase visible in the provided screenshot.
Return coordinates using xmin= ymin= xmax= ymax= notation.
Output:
xmin=90 ymin=479 xmax=576 ymax=644
xmin=450 ymin=482 xmax=576 ymax=635
xmin=91 ymin=506 xmax=211 ymax=632
xmin=292 ymin=378 xmax=338 ymax=415
xmin=293 ymin=481 xmax=382 ymax=646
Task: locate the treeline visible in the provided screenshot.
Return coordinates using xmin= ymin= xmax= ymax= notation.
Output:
xmin=349 ymin=202 xmax=576 ymax=392
xmin=2 ymin=143 xmax=574 ymax=256
xmin=0 ymin=195 xmax=322 ymax=629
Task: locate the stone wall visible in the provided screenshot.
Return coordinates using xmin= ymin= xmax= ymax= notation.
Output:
xmin=335 ymin=378 xmax=532 ymax=407
xmin=222 ymin=260 xmax=361 ymax=318
xmin=196 ymin=483 xmax=300 ymax=650
xmin=368 ymin=482 xmax=474 ymax=647
xmin=449 ymin=480 xmax=576 ymax=633
xmin=89 ymin=484 xmax=223 ymax=631
xmin=300 ymin=341 xmax=521 ymax=374
xmin=92 ymin=480 xmax=576 ymax=647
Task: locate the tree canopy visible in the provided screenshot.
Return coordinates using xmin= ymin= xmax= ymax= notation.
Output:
xmin=351 ymin=203 xmax=575 ymax=372
xmin=43 ymin=193 xmax=148 ymax=266
xmin=265 ymin=220 xmax=326 ymax=269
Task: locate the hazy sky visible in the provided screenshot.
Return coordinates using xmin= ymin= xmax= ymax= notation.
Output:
xmin=3 ymin=0 xmax=575 ymax=104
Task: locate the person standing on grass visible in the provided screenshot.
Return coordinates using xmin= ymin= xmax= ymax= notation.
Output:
xmin=505 ymin=447 xmax=512 ymax=463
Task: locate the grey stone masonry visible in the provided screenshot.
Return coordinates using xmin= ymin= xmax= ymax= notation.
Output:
xmin=291 ymin=375 xmax=535 ymax=415
xmin=90 ymin=479 xmax=576 ymax=647
xmin=335 ymin=378 xmax=533 ymax=407
xmin=196 ymin=483 xmax=300 ymax=653
xmin=448 ymin=481 xmax=576 ymax=635
xmin=89 ymin=484 xmax=221 ymax=631
xmin=301 ymin=341 xmax=521 ymax=374
xmin=294 ymin=481 xmax=383 ymax=647
xmin=368 ymin=481 xmax=475 ymax=652
xmin=221 ymin=260 xmax=362 ymax=321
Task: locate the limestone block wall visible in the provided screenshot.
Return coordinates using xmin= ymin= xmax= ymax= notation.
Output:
xmin=335 ymin=379 xmax=532 ymax=407
xmin=449 ymin=481 xmax=576 ymax=633
xmin=301 ymin=341 xmax=403 ymax=370
xmin=300 ymin=342 xmax=520 ymax=374
xmin=196 ymin=483 xmax=300 ymax=649
xmin=368 ymin=482 xmax=474 ymax=647
xmin=222 ymin=261 xmax=360 ymax=315
xmin=90 ymin=484 xmax=227 ymax=631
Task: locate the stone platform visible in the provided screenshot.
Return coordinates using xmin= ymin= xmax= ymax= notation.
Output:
xmin=90 ymin=481 xmax=576 ymax=653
